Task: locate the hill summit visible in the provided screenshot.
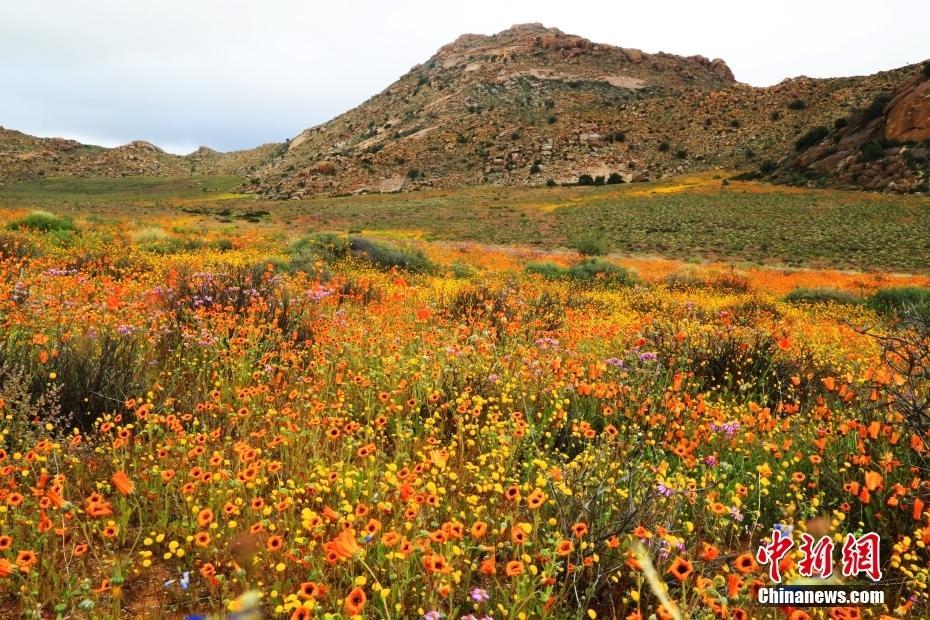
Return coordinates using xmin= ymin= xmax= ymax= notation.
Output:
xmin=249 ymin=24 xmax=920 ymax=197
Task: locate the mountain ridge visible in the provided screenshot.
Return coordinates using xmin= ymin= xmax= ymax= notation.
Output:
xmin=2 ymin=24 xmax=927 ymax=194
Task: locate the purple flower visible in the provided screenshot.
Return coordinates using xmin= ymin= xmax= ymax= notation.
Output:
xmin=424 ymin=612 xmax=442 ymax=620
xmin=605 ymin=357 xmax=624 ymax=367
xmin=638 ymin=351 xmax=657 ymax=362
xmin=470 ymin=587 xmax=490 ymax=603
xmin=703 ymin=455 xmax=718 ymax=467
xmin=657 ymin=483 xmax=674 ymax=497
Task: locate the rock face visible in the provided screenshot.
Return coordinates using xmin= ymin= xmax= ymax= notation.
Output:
xmin=885 ymin=75 xmax=930 ymax=143
xmin=766 ymin=67 xmax=930 ymax=193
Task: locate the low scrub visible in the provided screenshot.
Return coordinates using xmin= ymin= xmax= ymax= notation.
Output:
xmin=784 ymin=287 xmax=863 ymax=306
xmin=526 ymin=258 xmax=636 ymax=287
xmin=7 ymin=210 xmax=76 ymax=233
xmin=867 ymin=286 xmax=930 ymax=316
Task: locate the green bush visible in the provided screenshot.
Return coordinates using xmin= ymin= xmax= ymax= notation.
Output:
xmin=607 ymin=172 xmax=625 ymax=185
xmin=566 ymin=258 xmax=637 ymax=287
xmin=787 ymin=99 xmax=807 ymax=110
xmin=860 ymin=94 xmax=892 ymax=123
xmin=867 ymin=287 xmax=930 ymax=315
xmin=924 ymin=62 xmax=930 ymax=78
xmin=577 ymin=174 xmax=594 ymax=186
xmin=290 ymin=232 xmax=350 ymax=262
xmin=859 ymin=141 xmax=885 ymax=163
xmin=784 ymin=287 xmax=862 ymax=306
xmin=7 ymin=210 xmax=76 ymax=233
xmin=525 ymin=262 xmax=567 ymax=280
xmin=570 ymin=230 xmax=610 ymax=256
xmin=658 ymin=141 xmax=670 ymax=152
xmin=795 ymin=126 xmax=829 ymax=151
xmin=593 ymin=175 xmax=606 ymax=186
xmin=349 ymin=237 xmax=434 ymax=273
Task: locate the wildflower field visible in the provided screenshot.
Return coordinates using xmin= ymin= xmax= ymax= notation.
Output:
xmin=0 ymin=177 xmax=929 ymax=619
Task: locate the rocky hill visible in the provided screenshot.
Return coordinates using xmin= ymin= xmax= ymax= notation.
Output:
xmin=248 ymin=23 xmax=923 ymax=198
xmin=0 ymin=128 xmax=281 ymax=184
xmin=2 ymin=24 xmax=927 ymax=195
xmin=761 ymin=65 xmax=930 ymax=192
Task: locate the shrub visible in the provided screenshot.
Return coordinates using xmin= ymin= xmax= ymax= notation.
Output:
xmin=759 ymin=160 xmax=777 ymax=175
xmin=449 ymin=262 xmax=475 ymax=279
xmin=349 ymin=237 xmax=434 ymax=273
xmin=288 ymin=232 xmax=350 ymax=267
xmin=525 ymin=261 xmax=567 ymax=280
xmin=606 ymin=172 xmax=625 ymax=184
xmin=593 ymin=175 xmax=606 ymax=186
xmin=570 ymin=230 xmax=610 ymax=256
xmin=406 ymin=169 xmax=421 ymax=180
xmin=770 ymin=110 xmax=782 ymax=121
xmin=784 ymin=287 xmax=862 ymax=306
xmin=730 ymin=119 xmax=741 ymax=128
xmin=867 ymin=287 xmax=930 ymax=316
xmin=577 ymin=174 xmax=594 ymax=186
xmin=859 ymin=141 xmax=885 ymax=162
xmin=7 ymin=210 xmax=76 ymax=233
xmin=566 ymin=258 xmax=637 ymax=287
xmin=545 ymin=179 xmax=558 ymax=187
xmin=526 ymin=259 xmax=636 ymax=288
xmin=834 ymin=117 xmax=848 ymax=130
xmin=795 ymin=126 xmax=829 ymax=151
xmin=658 ymin=141 xmax=670 ymax=152
xmin=787 ymin=98 xmax=806 ymax=110
xmin=859 ymin=94 xmax=892 ymax=123
xmin=924 ymin=61 xmax=930 ymax=78
xmin=675 ymin=149 xmax=688 ymax=159
xmin=529 ymin=161 xmax=541 ymax=174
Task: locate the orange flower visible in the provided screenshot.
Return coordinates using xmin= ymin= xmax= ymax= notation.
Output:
xmin=555 ymin=539 xmax=574 ymax=556
xmin=505 ymin=560 xmax=524 ymax=576
xmin=572 ymin=522 xmax=588 ymax=538
xmin=16 ymin=550 xmax=37 ymax=573
xmin=325 ymin=528 xmax=359 ymax=561
xmin=298 ymin=581 xmax=325 ymax=600
xmin=470 ymin=521 xmax=488 ymax=539
xmin=734 ymin=552 xmax=758 ymax=574
xmin=0 ymin=558 xmax=12 ymax=578
xmin=266 ymin=535 xmax=284 ymax=552
xmin=344 ymin=586 xmax=366 ymax=615
xmin=111 ymin=471 xmax=134 ymax=496
xmin=197 ymin=508 xmax=214 ymax=527
xmin=667 ymin=556 xmax=693 ymax=581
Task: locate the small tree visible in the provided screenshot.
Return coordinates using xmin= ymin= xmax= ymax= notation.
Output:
xmin=607 ymin=172 xmax=625 ymax=184
xmin=577 ymin=174 xmax=594 ymax=186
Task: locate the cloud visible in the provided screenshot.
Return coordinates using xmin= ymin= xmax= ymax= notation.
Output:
xmin=1 ymin=1 xmax=927 ymax=152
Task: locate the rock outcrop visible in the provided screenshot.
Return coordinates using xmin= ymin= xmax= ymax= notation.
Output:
xmin=764 ymin=67 xmax=930 ymax=193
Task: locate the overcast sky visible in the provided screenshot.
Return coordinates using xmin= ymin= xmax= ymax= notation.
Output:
xmin=2 ymin=1 xmax=927 ymax=154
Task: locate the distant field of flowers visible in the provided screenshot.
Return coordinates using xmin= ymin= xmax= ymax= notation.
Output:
xmin=0 ymin=209 xmax=929 ymax=619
